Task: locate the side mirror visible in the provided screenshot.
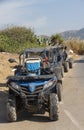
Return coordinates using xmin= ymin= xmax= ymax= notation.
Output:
xmin=8 ymin=58 xmax=16 ymax=63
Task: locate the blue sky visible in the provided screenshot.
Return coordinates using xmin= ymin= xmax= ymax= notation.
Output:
xmin=0 ymin=0 xmax=84 ymax=35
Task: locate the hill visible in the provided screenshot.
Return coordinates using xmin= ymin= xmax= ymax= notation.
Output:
xmin=39 ymin=28 xmax=84 ymax=41
xmin=59 ymin=28 xmax=84 ymax=40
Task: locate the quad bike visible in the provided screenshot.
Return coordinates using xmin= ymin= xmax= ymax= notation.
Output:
xmin=6 ymin=48 xmax=60 ymax=122
xmin=58 ymin=45 xmax=74 ymax=73
xmin=46 ymin=46 xmax=63 ymax=101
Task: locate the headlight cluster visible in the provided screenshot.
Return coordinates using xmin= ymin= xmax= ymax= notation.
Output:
xmin=43 ymin=76 xmax=57 ymax=90
xmin=11 ymin=82 xmax=20 ymax=90
xmin=43 ymin=80 xmax=54 ymax=90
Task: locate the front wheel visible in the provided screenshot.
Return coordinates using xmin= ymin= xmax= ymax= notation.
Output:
xmin=49 ymin=93 xmax=59 ymax=121
xmin=69 ymin=61 xmax=73 ymax=68
xmin=61 ymin=66 xmax=64 ymax=78
xmin=56 ymin=83 xmax=62 ymax=102
xmin=6 ymin=96 xmax=17 ymax=122
xmin=63 ymin=61 xmax=69 ymax=72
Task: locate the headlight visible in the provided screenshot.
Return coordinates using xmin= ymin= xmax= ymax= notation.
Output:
xmin=11 ymin=82 xmax=20 ymax=90
xmin=43 ymin=80 xmax=54 ymax=90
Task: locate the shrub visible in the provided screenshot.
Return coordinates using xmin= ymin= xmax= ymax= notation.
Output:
xmin=0 ymin=26 xmax=45 ymax=53
xmin=65 ymin=39 xmax=84 ymax=54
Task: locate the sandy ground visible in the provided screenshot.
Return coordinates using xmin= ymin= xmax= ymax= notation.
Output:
xmin=0 ymin=52 xmax=18 ymax=91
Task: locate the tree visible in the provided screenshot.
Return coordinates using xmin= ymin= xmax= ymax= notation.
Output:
xmin=0 ymin=26 xmax=44 ymax=53
xmin=51 ymin=34 xmax=64 ymax=45
xmin=0 ymin=26 xmax=37 ymax=44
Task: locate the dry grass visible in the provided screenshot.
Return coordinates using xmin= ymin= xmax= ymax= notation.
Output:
xmin=65 ymin=39 xmax=84 ymax=55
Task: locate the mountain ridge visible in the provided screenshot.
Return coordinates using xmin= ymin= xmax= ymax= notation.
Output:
xmin=40 ymin=28 xmax=84 ymax=40
xmin=59 ymin=28 xmax=84 ymax=40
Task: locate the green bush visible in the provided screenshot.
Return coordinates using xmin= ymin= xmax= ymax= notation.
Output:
xmin=51 ymin=34 xmax=64 ymax=45
xmin=0 ymin=26 xmax=45 ymax=53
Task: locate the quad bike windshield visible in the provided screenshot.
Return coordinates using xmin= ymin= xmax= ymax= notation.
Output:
xmin=19 ymin=48 xmax=46 ymax=65
xmin=18 ymin=48 xmax=50 ymax=76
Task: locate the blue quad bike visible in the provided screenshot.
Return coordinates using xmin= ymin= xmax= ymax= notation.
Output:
xmin=59 ymin=45 xmax=74 ymax=73
xmin=6 ymin=48 xmax=61 ymax=122
xmin=45 ymin=46 xmax=63 ymax=101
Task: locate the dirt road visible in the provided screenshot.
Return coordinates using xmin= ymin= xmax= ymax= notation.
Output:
xmin=0 ymin=54 xmax=84 ymax=130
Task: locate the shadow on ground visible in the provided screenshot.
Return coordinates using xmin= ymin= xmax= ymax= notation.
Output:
xmin=17 ymin=112 xmax=51 ymax=123
xmin=0 ymin=83 xmax=6 ymax=87
xmin=0 ymin=90 xmax=8 ymax=123
xmin=74 ymin=59 xmax=84 ymax=63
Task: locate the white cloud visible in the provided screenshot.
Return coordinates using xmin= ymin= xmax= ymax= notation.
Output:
xmin=0 ymin=0 xmax=48 ymax=30
xmin=0 ymin=0 xmax=33 ymax=23
xmin=0 ymin=1 xmax=20 ymax=24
